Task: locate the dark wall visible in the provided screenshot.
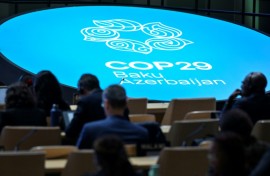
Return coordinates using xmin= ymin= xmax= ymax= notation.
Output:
xmin=0 ymin=55 xmax=77 ymax=104
xmin=0 ymin=1 xmax=269 ymax=35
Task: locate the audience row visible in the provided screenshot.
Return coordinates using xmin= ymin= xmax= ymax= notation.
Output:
xmin=0 ymin=70 xmax=270 ymax=176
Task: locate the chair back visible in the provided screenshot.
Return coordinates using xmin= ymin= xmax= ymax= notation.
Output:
xmin=129 ymin=114 xmax=156 ymax=123
xmin=31 ymin=145 xmax=78 ymax=159
xmin=167 ymin=119 xmax=219 ymax=147
xmin=0 ymin=151 xmax=45 ymax=176
xmin=158 ymin=147 xmax=209 ymax=176
xmin=162 ymin=98 xmax=216 ymax=125
xmin=184 ymin=110 xmax=221 ymax=120
xmin=0 ymin=126 xmax=61 ymax=151
xmin=61 ymin=150 xmax=97 ymax=176
xmin=251 ymin=120 xmax=270 ymax=143
xmin=127 ymin=98 xmax=148 ymax=114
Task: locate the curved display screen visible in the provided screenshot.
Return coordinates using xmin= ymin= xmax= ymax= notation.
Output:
xmin=0 ymin=6 xmax=270 ymax=101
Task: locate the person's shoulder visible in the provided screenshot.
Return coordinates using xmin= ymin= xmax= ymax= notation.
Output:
xmin=4 ymin=107 xmax=45 ymax=114
xmin=76 ymin=96 xmax=94 ymax=109
xmin=0 ymin=108 xmax=47 ymax=122
xmin=32 ymin=107 xmax=46 ymax=112
xmin=84 ymin=119 xmax=107 ymax=129
xmin=232 ymin=96 xmax=250 ymax=107
xmin=21 ymin=107 xmax=46 ymax=115
xmin=132 ymin=123 xmax=149 ymax=135
xmin=251 ymin=93 xmax=270 ymax=104
xmin=238 ymin=96 xmax=250 ymax=102
xmin=79 ymin=92 xmax=102 ymax=104
xmin=59 ymin=100 xmax=70 ymax=110
xmin=0 ymin=110 xmax=7 ymax=118
xmin=1 ymin=108 xmax=19 ymax=118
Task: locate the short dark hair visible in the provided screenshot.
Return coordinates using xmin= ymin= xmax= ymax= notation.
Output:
xmin=210 ymin=132 xmax=246 ymax=176
xmin=94 ymin=135 xmax=126 ymax=160
xmin=5 ymin=82 xmax=36 ymax=109
xmin=93 ymin=135 xmax=136 ymax=176
xmin=246 ymin=72 xmax=267 ymax=93
xmin=78 ymin=74 xmax=100 ymax=92
xmin=220 ymin=109 xmax=253 ymax=140
xmin=103 ymin=84 xmax=127 ymax=109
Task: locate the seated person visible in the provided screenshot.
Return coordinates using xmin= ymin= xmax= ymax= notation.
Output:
xmin=220 ymin=109 xmax=269 ymax=174
xmin=65 ymin=73 xmax=106 ymax=144
xmin=33 ymin=70 xmax=70 ymax=116
xmin=250 ymin=149 xmax=270 ymax=176
xmin=0 ymin=82 xmax=47 ymax=133
xmin=222 ymin=72 xmax=270 ymax=124
xmin=208 ymin=132 xmax=247 ymax=176
xmin=76 ymin=84 xmax=149 ymax=149
xmin=220 ymin=109 xmax=254 ymax=145
xmin=83 ymin=135 xmax=142 ymax=176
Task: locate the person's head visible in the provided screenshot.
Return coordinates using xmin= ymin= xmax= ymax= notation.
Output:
xmin=5 ymin=82 xmax=36 ymax=109
xmin=33 ymin=70 xmax=63 ymax=106
xmin=18 ymin=73 xmax=34 ymax=87
xmin=220 ymin=109 xmax=253 ymax=144
xmin=77 ymin=74 xmax=100 ymax=96
xmin=102 ymin=84 xmax=127 ymax=116
xmin=241 ymin=72 xmax=267 ymax=96
xmin=208 ymin=132 xmax=246 ymax=176
xmin=93 ymin=135 xmax=135 ymax=176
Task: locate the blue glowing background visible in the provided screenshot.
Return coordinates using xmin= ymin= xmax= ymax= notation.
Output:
xmin=0 ymin=6 xmax=270 ymax=101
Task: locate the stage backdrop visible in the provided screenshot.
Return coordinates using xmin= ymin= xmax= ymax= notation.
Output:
xmin=0 ymin=6 xmax=270 ymax=101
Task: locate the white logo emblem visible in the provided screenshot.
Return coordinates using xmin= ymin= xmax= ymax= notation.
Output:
xmin=81 ymin=19 xmax=193 ymax=54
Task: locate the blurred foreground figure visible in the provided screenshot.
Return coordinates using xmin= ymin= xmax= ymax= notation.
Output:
xmin=83 ymin=135 xmax=141 ymax=176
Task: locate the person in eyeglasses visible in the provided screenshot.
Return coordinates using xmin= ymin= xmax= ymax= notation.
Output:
xmin=222 ymin=72 xmax=270 ymax=124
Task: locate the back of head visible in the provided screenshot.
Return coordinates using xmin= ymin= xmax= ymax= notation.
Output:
xmin=34 ymin=70 xmax=62 ymax=100
xmin=242 ymin=72 xmax=267 ymax=96
xmin=220 ymin=109 xmax=253 ymax=143
xmin=5 ymin=82 xmax=36 ymax=109
xmin=209 ymin=132 xmax=246 ymax=176
xmin=18 ymin=73 xmax=34 ymax=87
xmin=78 ymin=74 xmax=100 ymax=95
xmin=94 ymin=135 xmax=135 ymax=176
xmin=103 ymin=84 xmax=127 ymax=110
xmin=33 ymin=70 xmax=64 ymax=115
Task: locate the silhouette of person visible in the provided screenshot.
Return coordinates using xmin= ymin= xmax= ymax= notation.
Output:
xmin=33 ymin=70 xmax=70 ymax=116
xmin=0 ymin=82 xmax=47 ymax=132
xmin=76 ymin=84 xmax=148 ymax=149
xmin=83 ymin=135 xmax=142 ymax=176
xmin=208 ymin=132 xmax=247 ymax=176
xmin=65 ymin=73 xmax=106 ymax=144
xmin=222 ymin=72 xmax=270 ymax=124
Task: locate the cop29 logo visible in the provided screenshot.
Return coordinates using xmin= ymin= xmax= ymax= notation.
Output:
xmin=81 ymin=19 xmax=193 ymax=54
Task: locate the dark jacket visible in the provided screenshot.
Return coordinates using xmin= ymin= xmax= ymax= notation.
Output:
xmin=76 ymin=115 xmax=149 ymax=149
xmin=65 ymin=89 xmax=105 ymax=144
xmin=222 ymin=93 xmax=270 ymax=124
xmin=0 ymin=108 xmax=47 ymax=133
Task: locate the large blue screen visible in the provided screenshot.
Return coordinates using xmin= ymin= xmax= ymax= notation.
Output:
xmin=0 ymin=6 xmax=270 ymax=101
